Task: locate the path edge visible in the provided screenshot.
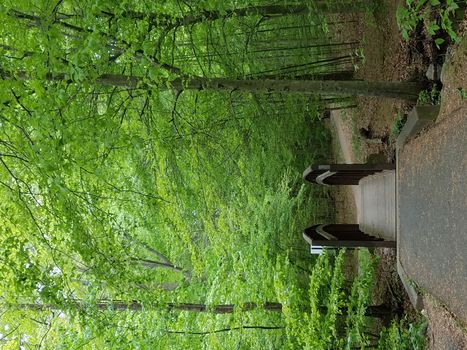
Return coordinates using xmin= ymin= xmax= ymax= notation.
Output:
xmin=395 ymin=105 xmax=440 ymax=312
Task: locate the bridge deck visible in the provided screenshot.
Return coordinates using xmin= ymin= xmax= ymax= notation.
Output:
xmin=359 ymin=170 xmax=396 ymax=241
xmin=398 ymin=108 xmax=467 ymax=323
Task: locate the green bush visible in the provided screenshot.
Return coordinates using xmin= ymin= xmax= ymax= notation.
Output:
xmin=397 ymin=0 xmax=465 ymax=45
xmin=378 ymin=318 xmax=428 ymax=349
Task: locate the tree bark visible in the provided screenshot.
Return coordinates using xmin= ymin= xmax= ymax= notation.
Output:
xmin=74 ymin=278 xmax=179 ymax=291
xmin=100 ymin=3 xmax=365 ymax=29
xmin=168 ymin=325 xmax=284 ymax=335
xmin=1 ymin=69 xmax=425 ymax=99
xmin=131 ymin=257 xmax=192 ymax=280
xmin=172 ymin=77 xmax=425 ymax=99
xmin=15 ymin=300 xmax=392 ymax=318
xmin=15 ymin=300 xmax=282 ymax=313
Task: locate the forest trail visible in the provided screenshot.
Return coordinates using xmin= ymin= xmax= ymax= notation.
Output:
xmin=329 ymin=30 xmax=467 ymax=347
xmin=327 ymin=2 xmax=467 ymax=348
xmin=397 ymin=33 xmax=467 ymax=348
xmin=330 ymin=111 xmax=361 ymax=221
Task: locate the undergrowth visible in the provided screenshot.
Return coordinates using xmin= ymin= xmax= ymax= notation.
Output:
xmin=275 ymin=248 xmax=429 ymax=349
xmin=397 ymin=0 xmax=466 ymax=47
xmin=0 ymin=1 xmax=432 ymax=348
xmin=391 ymin=111 xmax=407 ymax=140
xmin=378 ymin=318 xmax=428 ymax=349
xmin=417 ymin=85 xmax=441 ymax=104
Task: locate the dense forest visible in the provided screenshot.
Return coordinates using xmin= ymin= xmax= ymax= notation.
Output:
xmin=0 ymin=0 xmax=425 ymax=348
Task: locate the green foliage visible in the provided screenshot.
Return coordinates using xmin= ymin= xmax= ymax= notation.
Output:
xmin=390 ymin=112 xmax=407 ymax=142
xmin=353 ymin=48 xmax=367 ymax=71
xmin=0 ymin=0 xmax=420 ymax=348
xmin=417 ymin=85 xmax=440 ymax=105
xmin=396 ymin=0 xmax=428 ymax=41
xmin=345 ymin=249 xmax=379 ymax=348
xmin=378 ymin=318 xmax=428 ymax=349
xmin=457 ymin=87 xmax=467 ymax=99
xmin=275 ymin=250 xmax=347 ymax=349
xmin=275 ymin=249 xmax=395 ymax=349
xmin=397 ymin=0 xmax=466 ymax=44
xmin=0 ymin=0 xmax=340 ymax=347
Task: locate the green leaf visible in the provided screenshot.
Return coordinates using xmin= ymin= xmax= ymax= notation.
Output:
xmin=435 ymin=38 xmax=445 ymax=48
xmin=427 ymin=23 xmax=440 ymax=35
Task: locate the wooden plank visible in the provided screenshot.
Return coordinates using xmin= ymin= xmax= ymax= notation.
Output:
xmin=303 ymin=163 xmax=395 ymax=184
xmin=304 ymin=224 xmax=396 ymax=249
xmin=328 ymin=164 xmax=395 ymax=172
xmin=315 ymin=224 xmax=338 ymax=240
xmin=312 ymin=239 xmax=396 ymax=248
xmin=359 ymin=170 xmax=396 ymax=241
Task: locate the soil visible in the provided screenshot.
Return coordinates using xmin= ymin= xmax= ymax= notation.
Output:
xmin=328 ymin=0 xmax=467 ymax=347
xmin=424 ymin=294 xmax=467 ymax=350
xmin=438 ymin=26 xmax=467 ymax=123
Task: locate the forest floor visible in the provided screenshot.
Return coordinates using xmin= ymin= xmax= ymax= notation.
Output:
xmin=328 ymin=0 xmax=467 ymax=348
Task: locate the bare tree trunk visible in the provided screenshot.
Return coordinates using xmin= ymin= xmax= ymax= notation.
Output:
xmin=15 ymin=300 xmax=392 ymax=318
xmin=172 ymin=77 xmax=424 ymax=99
xmin=74 ymin=278 xmax=179 ymax=291
xmin=168 ymin=325 xmax=284 ymax=335
xmin=14 ymin=300 xmax=282 ymax=314
xmin=1 ymin=69 xmax=425 ymax=99
xmin=95 ymin=74 xmax=425 ymax=99
xmin=131 ymin=257 xmax=191 ymax=280
xmin=255 ymin=71 xmax=355 ymax=81
xmin=76 ymin=3 xmax=366 ymax=29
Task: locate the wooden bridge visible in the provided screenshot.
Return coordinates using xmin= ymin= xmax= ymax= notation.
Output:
xmin=301 ymin=105 xmax=467 ymax=326
xmin=301 ymin=106 xmax=440 ymax=252
xmin=303 ymin=163 xmax=397 ymax=250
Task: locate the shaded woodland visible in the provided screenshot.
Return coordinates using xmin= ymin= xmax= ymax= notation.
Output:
xmin=0 ymin=1 xmax=427 ymax=348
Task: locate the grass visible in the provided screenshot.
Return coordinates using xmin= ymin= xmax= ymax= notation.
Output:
xmin=389 ymin=111 xmax=407 ymax=143
xmin=458 ymin=87 xmax=467 ymax=99
xmin=350 ymin=110 xmax=364 ymax=161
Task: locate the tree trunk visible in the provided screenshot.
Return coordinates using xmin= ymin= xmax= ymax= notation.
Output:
xmin=1 ymin=69 xmax=425 ymax=99
xmin=166 ymin=302 xmax=283 ymax=313
xmin=95 ymin=3 xmax=365 ymax=29
xmin=168 ymin=325 xmax=284 ymax=335
xmin=15 ymin=300 xmax=392 ymax=318
xmin=94 ymin=75 xmax=426 ymax=99
xmin=131 ymin=257 xmax=192 ymax=280
xmin=173 ymin=77 xmax=424 ymax=99
xmin=15 ymin=300 xmax=282 ymax=313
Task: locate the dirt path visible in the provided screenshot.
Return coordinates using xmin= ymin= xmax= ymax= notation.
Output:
xmin=330 ymin=112 xmax=357 ymax=164
xmin=330 ymin=111 xmax=361 ymax=221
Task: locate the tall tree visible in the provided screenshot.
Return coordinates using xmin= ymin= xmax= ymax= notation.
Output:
xmin=0 ymin=1 xmax=411 ymax=348
xmin=1 ymin=3 xmax=425 ymax=99
xmin=1 ymin=69 xmax=425 ymax=99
